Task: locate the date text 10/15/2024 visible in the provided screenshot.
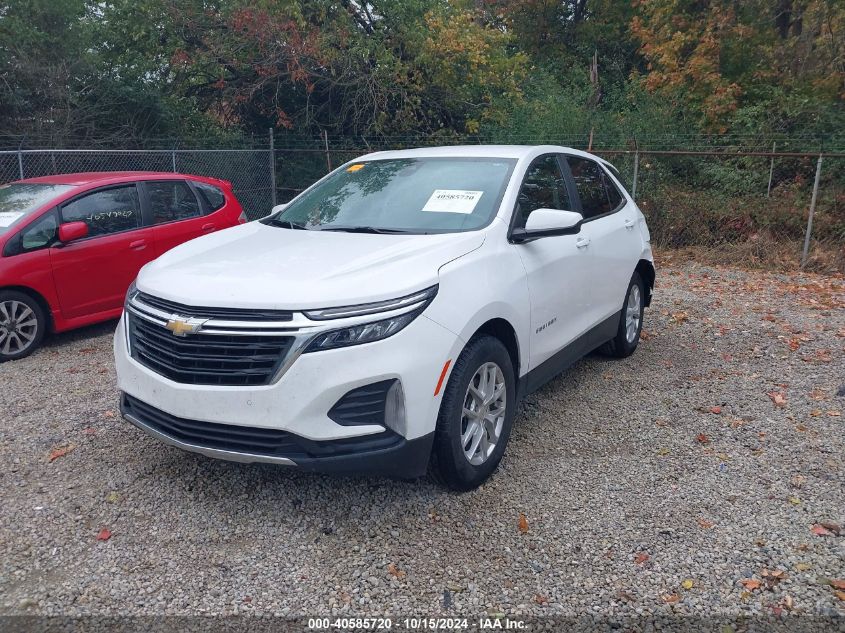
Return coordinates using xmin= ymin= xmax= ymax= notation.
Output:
xmin=307 ymin=617 xmax=527 ymax=630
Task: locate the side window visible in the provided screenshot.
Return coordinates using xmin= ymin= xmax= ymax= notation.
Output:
xmin=21 ymin=212 xmax=59 ymax=252
xmin=61 ymin=185 xmax=141 ymax=237
xmin=567 ymin=157 xmax=624 ymax=219
xmin=146 ymin=180 xmax=202 ymax=224
xmin=193 ymin=182 xmax=226 ymax=213
xmin=515 ymin=155 xmax=571 ymax=227
xmin=604 ymin=169 xmax=624 ymax=209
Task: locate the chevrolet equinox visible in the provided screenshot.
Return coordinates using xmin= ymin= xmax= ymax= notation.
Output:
xmin=114 ymin=146 xmax=654 ymax=490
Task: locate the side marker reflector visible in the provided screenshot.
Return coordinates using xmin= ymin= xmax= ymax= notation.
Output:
xmin=434 ymin=359 xmax=452 ymax=396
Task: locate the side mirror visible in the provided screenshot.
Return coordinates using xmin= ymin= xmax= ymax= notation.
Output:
xmin=270 ymin=203 xmax=288 ymax=215
xmin=511 ymin=209 xmax=583 ymax=243
xmin=58 ymin=221 xmax=89 ymax=243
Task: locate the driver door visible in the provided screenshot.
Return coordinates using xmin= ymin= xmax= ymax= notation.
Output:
xmin=511 ymin=154 xmax=594 ymax=372
xmin=50 ymin=184 xmax=156 ymax=319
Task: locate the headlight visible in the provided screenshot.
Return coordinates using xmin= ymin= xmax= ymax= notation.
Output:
xmin=303 ymin=286 xmax=437 ymax=320
xmin=124 ymin=280 xmax=138 ymax=309
xmin=303 ymin=285 xmax=437 ymax=352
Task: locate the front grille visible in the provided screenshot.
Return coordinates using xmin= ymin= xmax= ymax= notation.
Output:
xmin=122 ymin=394 xmax=306 ymax=457
xmin=128 ymin=313 xmax=293 ymax=386
xmin=328 ymin=380 xmax=393 ymax=426
xmin=136 ymin=291 xmax=293 ymax=322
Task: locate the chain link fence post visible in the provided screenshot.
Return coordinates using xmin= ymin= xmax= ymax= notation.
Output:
xmin=766 ymin=142 xmax=775 ymax=197
xmin=269 ymin=128 xmax=277 ymax=207
xmin=800 ymin=154 xmax=824 ymax=269
xmin=171 ymin=146 xmax=177 ymax=173
xmin=17 ymin=140 xmax=24 ymax=180
xmin=632 ymin=146 xmax=640 ymax=200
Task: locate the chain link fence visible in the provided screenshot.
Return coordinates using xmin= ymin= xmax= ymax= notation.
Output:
xmin=1 ymin=134 xmax=843 ymax=272
xmin=0 ymin=146 xmax=275 ymax=221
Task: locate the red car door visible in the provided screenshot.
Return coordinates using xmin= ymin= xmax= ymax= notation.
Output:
xmin=49 ymin=183 xmax=156 ymax=319
xmin=141 ymin=179 xmax=213 ymax=257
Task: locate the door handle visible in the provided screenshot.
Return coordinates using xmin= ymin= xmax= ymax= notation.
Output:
xmin=624 ymin=218 xmax=636 ymax=230
xmin=129 ymin=239 xmax=147 ymax=251
xmin=575 ymin=236 xmax=591 ymax=249
xmin=201 ymin=223 xmax=216 ymax=233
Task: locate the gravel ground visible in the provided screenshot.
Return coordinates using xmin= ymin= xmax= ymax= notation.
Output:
xmin=1 ymin=261 xmax=843 ymax=619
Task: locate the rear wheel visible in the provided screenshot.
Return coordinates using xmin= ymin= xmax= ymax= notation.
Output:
xmin=601 ymin=272 xmax=645 ymax=358
xmin=430 ymin=336 xmax=516 ymax=491
xmin=0 ymin=291 xmax=46 ymax=362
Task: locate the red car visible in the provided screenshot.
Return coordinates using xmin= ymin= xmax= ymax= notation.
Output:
xmin=0 ymin=172 xmax=247 ymax=361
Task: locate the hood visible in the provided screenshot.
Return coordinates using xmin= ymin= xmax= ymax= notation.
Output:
xmin=136 ymin=222 xmax=485 ymax=309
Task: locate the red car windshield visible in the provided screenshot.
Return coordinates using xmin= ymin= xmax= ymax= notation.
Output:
xmin=0 ymin=183 xmax=74 ymax=234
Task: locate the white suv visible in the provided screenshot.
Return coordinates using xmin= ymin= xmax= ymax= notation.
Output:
xmin=114 ymin=146 xmax=654 ymax=490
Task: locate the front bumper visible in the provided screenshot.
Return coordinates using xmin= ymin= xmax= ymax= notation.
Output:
xmin=114 ymin=310 xmax=462 ymax=476
xmin=120 ymin=393 xmax=435 ymax=478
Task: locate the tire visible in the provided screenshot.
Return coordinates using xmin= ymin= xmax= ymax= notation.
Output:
xmin=0 ymin=290 xmax=47 ymax=362
xmin=601 ymin=271 xmax=645 ymax=358
xmin=430 ymin=335 xmax=517 ymax=491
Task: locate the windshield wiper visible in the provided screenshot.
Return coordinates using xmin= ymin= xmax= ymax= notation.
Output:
xmin=265 ymin=218 xmax=310 ymax=230
xmin=320 ymin=226 xmax=412 ymax=234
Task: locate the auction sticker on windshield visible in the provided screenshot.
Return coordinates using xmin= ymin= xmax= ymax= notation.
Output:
xmin=422 ymin=190 xmax=483 ymax=214
xmin=0 ymin=211 xmax=25 ymax=227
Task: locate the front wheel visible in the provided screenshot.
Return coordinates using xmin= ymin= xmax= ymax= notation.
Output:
xmin=430 ymin=335 xmax=516 ymax=491
xmin=0 ymin=290 xmax=46 ymax=362
xmin=601 ymin=271 xmax=645 ymax=358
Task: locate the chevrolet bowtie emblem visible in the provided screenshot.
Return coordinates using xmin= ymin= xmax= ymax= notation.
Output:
xmin=164 ymin=317 xmax=206 ymax=337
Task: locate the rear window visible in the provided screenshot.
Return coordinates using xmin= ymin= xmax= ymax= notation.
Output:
xmin=0 ymin=183 xmax=73 ymax=234
xmin=194 ymin=182 xmax=226 ymax=212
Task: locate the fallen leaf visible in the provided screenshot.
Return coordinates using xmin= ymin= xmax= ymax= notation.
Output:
xmin=533 ymin=594 xmax=549 ymax=605
xmin=681 ymin=579 xmax=695 ymax=590
xmin=662 ymin=593 xmax=681 ymax=603
xmin=48 ymin=445 xmax=76 ymax=462
xmin=96 ymin=528 xmax=112 ymax=541
xmin=788 ymin=338 xmax=800 ymax=351
xmin=634 ymin=552 xmax=650 ymax=564
xmin=103 ymin=410 xmax=116 ymax=418
xmin=387 ymin=563 xmax=405 ymax=579
xmin=710 ymin=406 xmax=722 ymax=414
xmin=768 ymin=391 xmax=787 ymax=407
xmin=740 ymin=579 xmax=762 ymax=590
xmin=810 ymin=409 xmax=823 ymax=417
xmin=820 ymin=521 xmax=841 ymax=535
xmin=795 ymin=563 xmax=812 ymax=572
xmin=828 ymin=410 xmax=841 ymax=417
xmin=657 ymin=447 xmax=670 ymax=456
xmin=696 ymin=433 xmax=710 ymax=444
xmin=835 ymin=591 xmax=845 ymax=602
xmin=518 ymin=513 xmax=529 ymax=534
xmin=105 ymin=491 xmax=121 ymax=504
xmin=811 ymin=524 xmax=834 ymax=537
xmin=829 ymin=579 xmax=845 ymax=590
xmin=670 ymin=311 xmax=689 ymax=324
xmin=781 ymin=595 xmax=794 ymax=611
xmin=616 ymin=590 xmax=635 ymax=603
xmin=788 ymin=496 xmax=801 ymax=505
xmin=697 ymin=518 xmax=714 ymax=529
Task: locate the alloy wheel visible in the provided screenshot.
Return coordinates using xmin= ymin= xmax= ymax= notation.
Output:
xmin=460 ymin=361 xmax=507 ymax=466
xmin=0 ymin=300 xmax=38 ymax=356
xmin=625 ymin=284 xmax=641 ymax=343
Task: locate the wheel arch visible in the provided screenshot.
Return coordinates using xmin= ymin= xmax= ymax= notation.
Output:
xmin=0 ymin=285 xmax=54 ymax=331
xmin=469 ymin=317 xmax=521 ymax=379
xmin=635 ymin=259 xmax=655 ymax=307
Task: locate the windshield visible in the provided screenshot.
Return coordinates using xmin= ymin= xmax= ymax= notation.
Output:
xmin=0 ymin=183 xmax=73 ymax=234
xmin=264 ymin=157 xmax=517 ymax=234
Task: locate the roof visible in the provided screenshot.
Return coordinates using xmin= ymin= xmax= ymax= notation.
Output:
xmin=17 ymin=172 xmax=197 ymax=186
xmin=355 ymin=145 xmax=615 ymax=166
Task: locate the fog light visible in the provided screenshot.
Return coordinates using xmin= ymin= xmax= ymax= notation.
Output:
xmin=384 ymin=380 xmax=407 ymax=437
